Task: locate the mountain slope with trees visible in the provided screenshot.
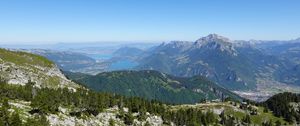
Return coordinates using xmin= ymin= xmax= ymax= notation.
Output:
xmin=263 ymin=92 xmax=300 ymax=123
xmin=65 ymin=70 xmax=242 ymax=104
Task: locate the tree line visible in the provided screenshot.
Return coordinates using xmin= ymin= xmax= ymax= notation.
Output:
xmin=0 ymin=81 xmax=289 ymax=126
xmin=263 ymin=92 xmax=300 ymax=123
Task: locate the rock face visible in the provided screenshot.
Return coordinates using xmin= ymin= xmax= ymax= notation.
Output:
xmin=47 ymin=109 xmax=165 ymax=126
xmin=0 ymin=48 xmax=80 ymax=89
xmin=193 ymin=34 xmax=237 ymax=55
xmin=9 ymin=100 xmax=166 ymax=126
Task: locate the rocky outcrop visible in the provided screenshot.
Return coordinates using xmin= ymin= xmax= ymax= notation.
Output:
xmin=0 ymin=49 xmax=80 ymax=90
xmin=8 ymin=100 xmax=166 ymax=126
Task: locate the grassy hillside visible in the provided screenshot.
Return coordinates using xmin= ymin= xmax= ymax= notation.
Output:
xmin=0 ymin=48 xmax=53 ymax=68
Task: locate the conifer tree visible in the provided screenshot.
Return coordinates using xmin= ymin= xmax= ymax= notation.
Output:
xmin=0 ymin=98 xmax=10 ymax=126
xmin=10 ymin=112 xmax=22 ymax=126
xmin=243 ymin=114 xmax=251 ymax=125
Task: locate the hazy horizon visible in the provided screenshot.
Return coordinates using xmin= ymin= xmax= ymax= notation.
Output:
xmin=1 ymin=34 xmax=300 ymax=45
xmin=1 ymin=0 xmax=300 ymax=44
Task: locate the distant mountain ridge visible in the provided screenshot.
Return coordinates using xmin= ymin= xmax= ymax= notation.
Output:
xmin=6 ymin=34 xmax=300 ymax=102
xmin=136 ymin=34 xmax=300 ymax=95
xmin=27 ymin=48 xmax=145 ymax=75
xmin=29 ymin=49 xmax=97 ymax=71
xmin=113 ymin=46 xmax=144 ymax=57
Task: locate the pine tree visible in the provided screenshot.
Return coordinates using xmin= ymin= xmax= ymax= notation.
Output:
xmin=144 ymin=121 xmax=151 ymax=126
xmin=262 ymin=120 xmax=273 ymax=126
xmin=220 ymin=111 xmax=226 ymax=125
xmin=39 ymin=115 xmax=50 ymax=126
xmin=242 ymin=114 xmax=251 ymax=125
xmin=225 ymin=116 xmax=235 ymax=126
xmin=10 ymin=112 xmax=22 ymax=126
xmin=124 ymin=113 xmax=134 ymax=125
xmin=0 ymin=98 xmax=10 ymax=126
xmin=275 ymin=120 xmax=281 ymax=126
xmin=263 ymin=107 xmax=269 ymax=113
xmin=109 ymin=118 xmax=115 ymax=126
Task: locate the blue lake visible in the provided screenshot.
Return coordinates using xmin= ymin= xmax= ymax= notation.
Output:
xmin=109 ymin=60 xmax=138 ymax=70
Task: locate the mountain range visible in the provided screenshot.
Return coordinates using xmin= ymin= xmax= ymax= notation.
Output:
xmin=136 ymin=34 xmax=300 ymax=100
xmin=11 ymin=34 xmax=300 ymax=101
xmin=0 ymin=40 xmax=299 ymax=125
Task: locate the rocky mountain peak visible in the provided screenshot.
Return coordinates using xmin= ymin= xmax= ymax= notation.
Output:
xmin=193 ymin=34 xmax=237 ymax=55
xmin=195 ymin=34 xmax=231 ymax=44
xmin=156 ymin=41 xmax=193 ymax=53
xmin=167 ymin=41 xmax=192 ymax=48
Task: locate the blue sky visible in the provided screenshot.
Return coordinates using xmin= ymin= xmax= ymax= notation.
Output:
xmin=0 ymin=0 xmax=300 ymax=44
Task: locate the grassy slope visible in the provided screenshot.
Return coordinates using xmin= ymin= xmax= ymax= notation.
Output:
xmin=0 ymin=48 xmax=53 ymax=68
